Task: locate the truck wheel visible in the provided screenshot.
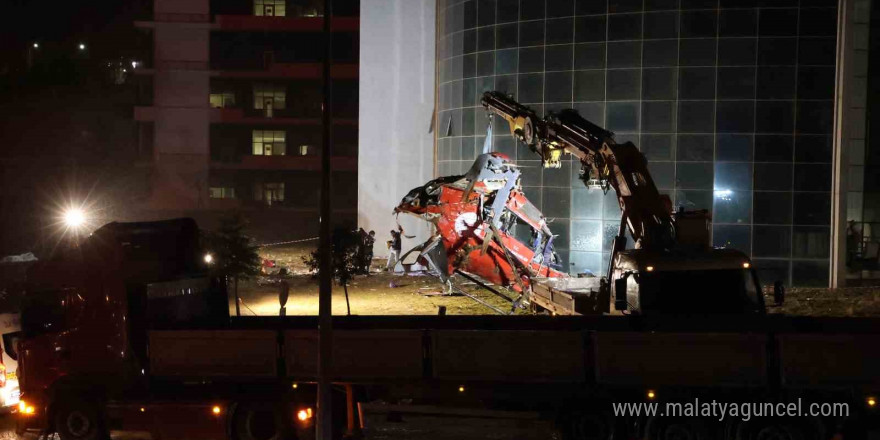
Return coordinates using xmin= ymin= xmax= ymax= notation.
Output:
xmin=559 ymin=410 xmax=615 ymax=440
xmin=232 ymin=402 xmax=289 ymax=440
xmin=732 ymin=418 xmax=824 ymax=440
xmin=53 ymin=400 xmax=108 ymax=440
xmin=644 ymin=417 xmax=710 ymax=440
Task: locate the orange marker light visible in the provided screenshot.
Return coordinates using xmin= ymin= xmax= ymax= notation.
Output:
xmin=212 ymin=406 xmax=222 ymax=415
xmin=297 ymin=408 xmax=313 ymax=421
xmin=868 ymin=397 xmax=876 ymax=407
xmin=647 ymin=390 xmax=656 ymax=400
xmin=458 ymin=385 xmax=465 ymax=393
xmin=140 ymin=407 xmax=145 ymax=413
xmin=292 ymin=383 xmax=298 ymax=389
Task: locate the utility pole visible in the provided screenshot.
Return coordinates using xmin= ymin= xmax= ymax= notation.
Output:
xmin=317 ymin=0 xmax=334 ymax=438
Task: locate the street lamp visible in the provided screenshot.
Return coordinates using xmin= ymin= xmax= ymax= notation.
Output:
xmin=32 ymin=42 xmax=39 ymax=49
xmin=204 ymin=253 xmax=214 ymax=264
xmin=63 ymin=208 xmax=86 ymax=230
xmin=78 ymin=43 xmax=86 ymax=51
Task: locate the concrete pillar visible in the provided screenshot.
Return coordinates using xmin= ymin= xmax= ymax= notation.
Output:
xmin=149 ymin=0 xmax=212 ymax=211
xmin=831 ymin=0 xmax=872 ymax=287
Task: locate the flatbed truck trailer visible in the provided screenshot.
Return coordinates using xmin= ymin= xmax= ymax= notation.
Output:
xmin=17 ymin=314 xmax=880 ymax=440
xmin=14 ymin=219 xmax=880 ymax=440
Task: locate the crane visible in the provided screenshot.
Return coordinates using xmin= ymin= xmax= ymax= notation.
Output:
xmin=481 ymin=91 xmax=766 ymax=314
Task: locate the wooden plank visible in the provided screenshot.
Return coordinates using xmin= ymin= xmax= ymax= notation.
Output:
xmin=594 ymin=332 xmax=767 ymax=387
xmin=778 ymin=334 xmax=880 ymax=389
xmin=432 ymin=330 xmax=586 ymax=382
xmin=149 ymin=330 xmax=277 ymax=378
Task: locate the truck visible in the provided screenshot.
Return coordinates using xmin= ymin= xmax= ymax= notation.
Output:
xmin=12 ymin=218 xmax=880 ymax=440
xmin=479 ymin=91 xmax=778 ymax=316
xmin=0 ymin=312 xmax=21 ymax=410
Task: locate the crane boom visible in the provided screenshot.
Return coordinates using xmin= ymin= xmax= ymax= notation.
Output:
xmin=481 ymin=91 xmax=676 ymax=255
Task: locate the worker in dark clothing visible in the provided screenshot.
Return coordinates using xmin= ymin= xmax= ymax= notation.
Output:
xmin=354 ymin=228 xmax=367 ymax=273
xmin=363 ymin=230 xmax=376 ymax=274
xmin=386 ymin=227 xmax=402 ymax=271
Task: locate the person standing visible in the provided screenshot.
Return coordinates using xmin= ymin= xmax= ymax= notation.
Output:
xmin=386 ymin=227 xmax=402 ymax=271
xmin=364 ymin=230 xmax=376 ymax=274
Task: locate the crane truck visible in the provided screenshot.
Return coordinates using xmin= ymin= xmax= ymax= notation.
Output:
xmin=479 ymin=91 xmax=769 ymax=315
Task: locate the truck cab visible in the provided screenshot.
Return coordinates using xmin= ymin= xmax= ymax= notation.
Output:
xmin=611 ymin=248 xmax=765 ymax=315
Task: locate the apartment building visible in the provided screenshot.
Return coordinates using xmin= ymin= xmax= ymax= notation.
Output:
xmin=134 ymin=0 xmax=359 ymax=240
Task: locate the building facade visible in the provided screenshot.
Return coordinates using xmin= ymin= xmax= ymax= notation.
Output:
xmin=435 ymin=0 xmax=863 ymax=287
xmin=134 ymin=0 xmax=359 ymax=241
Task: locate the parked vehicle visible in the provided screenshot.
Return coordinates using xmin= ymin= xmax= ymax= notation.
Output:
xmin=14 ymin=218 xmax=880 ymax=440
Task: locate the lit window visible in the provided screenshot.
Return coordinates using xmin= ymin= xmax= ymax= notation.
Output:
xmin=254 ymin=0 xmax=286 ymax=17
xmin=252 ymin=130 xmax=287 ymax=156
xmin=209 ymin=187 xmax=236 ymax=199
xmin=254 ymin=84 xmax=286 ymax=111
xmin=298 ymin=145 xmax=312 ymax=156
xmin=254 ymin=182 xmax=285 ymax=205
xmin=209 ymin=93 xmax=236 ymax=108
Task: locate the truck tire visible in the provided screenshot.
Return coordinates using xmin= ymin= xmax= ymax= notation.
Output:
xmin=732 ymin=418 xmax=825 ymax=440
xmin=644 ymin=417 xmax=711 ymax=440
xmin=559 ymin=410 xmax=615 ymax=440
xmin=53 ymin=399 xmax=108 ymax=440
xmin=232 ymin=402 xmax=291 ymax=440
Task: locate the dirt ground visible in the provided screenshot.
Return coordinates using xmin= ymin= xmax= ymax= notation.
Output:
xmin=765 ymin=286 xmax=880 ymax=317
xmin=246 ymin=244 xmax=880 ymax=317
xmin=236 ymin=270 xmax=518 ymax=316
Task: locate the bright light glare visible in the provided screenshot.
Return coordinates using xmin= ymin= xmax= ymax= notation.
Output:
xmin=131 ymin=60 xmax=139 ymax=68
xmin=33 ymin=43 xmax=39 ymax=49
xmin=646 ymin=266 xmax=654 ymax=272
xmin=297 ymin=409 xmax=312 ymax=421
xmin=64 ymin=208 xmax=86 ymax=229
xmin=647 ymin=390 xmax=656 ymax=399
xmin=869 ymin=397 xmax=876 ymax=407
xmin=212 ymin=405 xmax=221 ymax=415
xmin=714 ymin=189 xmax=733 ymax=201
xmin=743 ymin=262 xmax=751 ymax=269
xmin=204 ymin=253 xmax=214 ymax=264
xmin=78 ymin=43 xmax=86 ymax=50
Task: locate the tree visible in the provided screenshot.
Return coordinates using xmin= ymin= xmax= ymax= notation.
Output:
xmin=303 ymin=227 xmax=360 ymax=316
xmin=203 ymin=211 xmax=261 ymax=316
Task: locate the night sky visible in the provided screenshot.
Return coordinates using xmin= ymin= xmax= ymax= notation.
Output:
xmin=0 ymin=0 xmax=151 ymax=255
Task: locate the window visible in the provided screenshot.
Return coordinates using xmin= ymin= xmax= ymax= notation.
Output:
xmin=254 ymin=0 xmax=286 ymax=16
xmin=209 ymin=187 xmax=236 ymax=199
xmin=254 ymin=84 xmax=286 ymax=114
xmin=252 ymin=130 xmax=286 ymax=155
xmin=298 ymin=145 xmax=312 ymax=155
xmin=209 ymin=93 xmax=236 ymax=108
xmin=255 ymin=182 xmax=285 ymax=205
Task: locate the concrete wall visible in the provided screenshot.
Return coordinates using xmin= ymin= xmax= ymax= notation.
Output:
xmin=358 ymin=0 xmax=436 ymax=256
xmin=832 ymin=0 xmax=873 ymax=286
xmin=149 ymin=0 xmax=211 ymax=211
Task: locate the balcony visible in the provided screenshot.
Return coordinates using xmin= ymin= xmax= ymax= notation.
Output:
xmin=213 ymin=15 xmax=358 ymax=32
xmin=136 ymin=14 xmax=357 ymax=32
xmin=210 ymin=108 xmax=356 ymax=126
xmin=211 ymin=62 xmax=357 ymax=79
xmin=134 ymin=106 xmax=158 ymax=121
xmin=208 ymin=198 xmax=242 ymax=210
xmin=211 ymin=155 xmax=356 ymax=171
